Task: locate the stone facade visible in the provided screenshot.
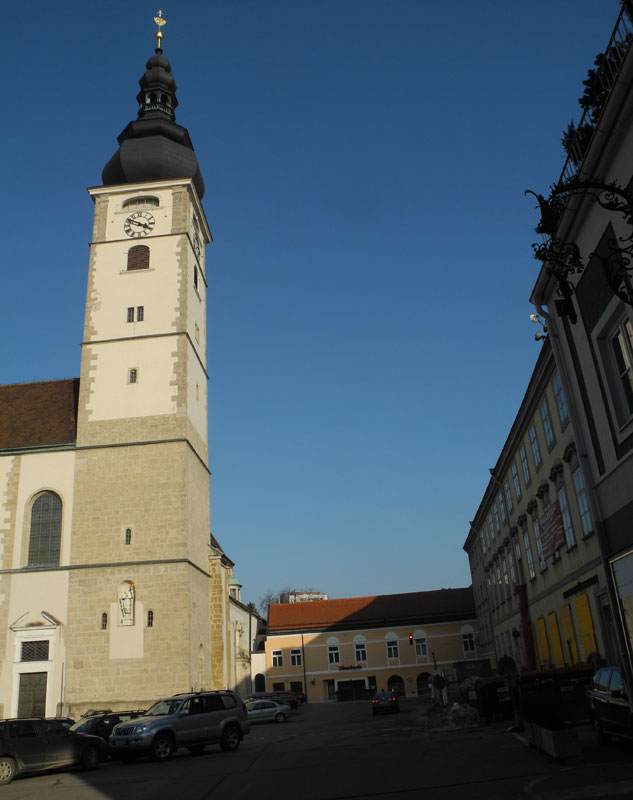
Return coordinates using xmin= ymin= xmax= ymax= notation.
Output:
xmin=0 ymin=175 xmax=219 ymax=717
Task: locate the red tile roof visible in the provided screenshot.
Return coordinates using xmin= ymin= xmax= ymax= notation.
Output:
xmin=268 ymin=588 xmax=475 ymax=632
xmin=0 ymin=379 xmax=79 ymax=450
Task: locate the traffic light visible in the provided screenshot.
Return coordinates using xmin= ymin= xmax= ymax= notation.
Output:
xmin=408 ymin=634 xmax=413 ymax=646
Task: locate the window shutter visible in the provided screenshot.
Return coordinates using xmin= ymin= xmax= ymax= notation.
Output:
xmin=127 ymin=245 xmax=150 ymax=270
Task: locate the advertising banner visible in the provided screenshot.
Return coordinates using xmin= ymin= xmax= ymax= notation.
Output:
xmin=539 ymin=500 xmax=565 ymax=559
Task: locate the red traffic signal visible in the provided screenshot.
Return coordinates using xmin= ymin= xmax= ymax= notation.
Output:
xmin=408 ymin=634 xmax=413 ymax=645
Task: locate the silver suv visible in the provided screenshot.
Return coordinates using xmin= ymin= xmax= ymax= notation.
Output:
xmin=109 ymin=691 xmax=250 ymax=762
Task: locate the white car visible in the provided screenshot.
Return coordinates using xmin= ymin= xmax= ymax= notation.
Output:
xmin=246 ymin=699 xmax=293 ymax=723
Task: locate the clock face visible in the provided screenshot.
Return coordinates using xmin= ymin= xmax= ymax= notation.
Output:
xmin=124 ymin=211 xmax=155 ymax=238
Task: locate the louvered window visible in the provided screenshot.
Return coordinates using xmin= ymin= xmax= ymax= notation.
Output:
xmin=127 ymin=245 xmax=150 ymax=271
xmin=21 ymin=640 xmax=49 ymax=662
xmin=28 ymin=492 xmax=62 ymax=566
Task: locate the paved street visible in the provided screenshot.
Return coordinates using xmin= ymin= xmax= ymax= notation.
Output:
xmin=2 ymin=699 xmax=633 ymax=800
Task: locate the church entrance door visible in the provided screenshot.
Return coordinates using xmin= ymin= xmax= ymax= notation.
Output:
xmin=17 ymin=673 xmax=47 ymax=717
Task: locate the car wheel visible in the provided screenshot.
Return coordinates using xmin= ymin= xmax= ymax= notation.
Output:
xmin=150 ymin=733 xmax=175 ymax=762
xmin=591 ymin=713 xmax=610 ymax=745
xmin=274 ymin=712 xmax=286 ymax=723
xmin=188 ymin=745 xmax=205 ymax=756
xmin=220 ymin=725 xmax=241 ymax=752
xmin=80 ymin=745 xmax=100 ymax=771
xmin=0 ymin=757 xmax=17 ymax=786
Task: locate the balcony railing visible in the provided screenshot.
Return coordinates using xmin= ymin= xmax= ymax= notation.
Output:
xmin=559 ymin=6 xmax=633 ymax=185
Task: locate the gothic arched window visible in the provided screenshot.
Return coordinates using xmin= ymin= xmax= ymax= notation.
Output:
xmin=127 ymin=245 xmax=150 ymax=271
xmin=147 ymin=610 xmax=154 ymax=628
xmin=28 ymin=492 xmax=62 ymax=566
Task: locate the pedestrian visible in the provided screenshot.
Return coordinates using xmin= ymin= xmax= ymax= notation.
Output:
xmin=432 ymin=671 xmax=447 ymax=706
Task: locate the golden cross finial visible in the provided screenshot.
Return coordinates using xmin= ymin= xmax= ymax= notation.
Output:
xmin=154 ymin=9 xmax=166 ymax=49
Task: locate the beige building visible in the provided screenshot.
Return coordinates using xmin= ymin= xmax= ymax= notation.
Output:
xmin=265 ymin=589 xmax=481 ymax=702
xmin=527 ymin=5 xmax=633 ymax=681
xmin=208 ymin=535 xmax=267 ymax=698
xmin=0 ymin=32 xmax=231 ymax=716
xmin=463 ymin=340 xmax=613 ymax=672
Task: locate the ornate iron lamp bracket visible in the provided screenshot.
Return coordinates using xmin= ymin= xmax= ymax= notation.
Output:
xmin=526 ymin=180 xmax=633 ymax=310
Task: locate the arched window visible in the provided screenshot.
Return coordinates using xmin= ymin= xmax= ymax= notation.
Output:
xmin=28 ymin=492 xmax=62 ymax=566
xmin=127 ymin=245 xmax=150 ymax=271
xmin=125 ymin=528 xmax=132 ymax=545
xmin=461 ymin=624 xmax=476 ymax=654
xmin=101 ymin=613 xmax=108 ymax=630
xmin=147 ymin=610 xmax=154 ymax=628
xmin=122 ymin=196 xmax=159 ymax=210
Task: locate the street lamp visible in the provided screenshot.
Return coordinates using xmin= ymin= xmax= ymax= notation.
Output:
xmin=525 ymin=179 xmax=633 ymax=318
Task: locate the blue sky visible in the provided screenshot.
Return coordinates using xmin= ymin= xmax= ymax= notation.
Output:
xmin=2 ymin=1 xmax=621 ymax=607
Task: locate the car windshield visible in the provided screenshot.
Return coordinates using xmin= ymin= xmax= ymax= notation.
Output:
xmin=144 ymin=698 xmax=184 ymax=716
xmin=70 ymin=718 xmax=97 ymax=733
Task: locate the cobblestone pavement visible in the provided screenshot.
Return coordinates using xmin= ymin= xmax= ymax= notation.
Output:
xmin=1 ymin=698 xmax=632 ymax=799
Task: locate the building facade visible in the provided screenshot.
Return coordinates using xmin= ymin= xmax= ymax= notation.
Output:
xmin=528 ymin=6 xmax=633 ymax=680
xmin=208 ymin=535 xmax=267 ymax=697
xmin=265 ymin=589 xmax=483 ymax=702
xmin=0 ymin=25 xmax=221 ymax=717
xmin=464 ymin=341 xmax=613 ymax=673
xmin=279 ymin=590 xmax=329 ymax=603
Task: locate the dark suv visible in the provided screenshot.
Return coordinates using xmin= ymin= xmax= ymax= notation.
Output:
xmin=70 ymin=710 xmax=145 ymax=748
xmin=0 ymin=718 xmax=106 ymax=785
xmin=587 ymin=666 xmax=633 ymax=743
xmin=109 ymin=691 xmax=250 ymax=762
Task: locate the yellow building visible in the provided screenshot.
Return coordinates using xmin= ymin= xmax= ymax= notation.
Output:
xmin=264 ymin=589 xmax=481 ymax=702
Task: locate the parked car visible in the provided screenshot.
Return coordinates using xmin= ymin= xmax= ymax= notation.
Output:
xmin=246 ymin=699 xmax=293 ymax=723
xmin=45 ymin=716 xmax=75 ymax=729
xmin=371 ymin=691 xmax=400 ymax=715
xmin=247 ymin=691 xmax=301 ymax=709
xmin=70 ymin=711 xmax=145 ymax=748
xmin=587 ymin=666 xmax=633 ymax=743
xmin=0 ymin=717 xmax=106 ymax=785
xmin=109 ymin=690 xmax=250 ymax=762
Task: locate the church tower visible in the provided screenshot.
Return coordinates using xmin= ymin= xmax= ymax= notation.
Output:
xmin=64 ymin=14 xmax=213 ymax=709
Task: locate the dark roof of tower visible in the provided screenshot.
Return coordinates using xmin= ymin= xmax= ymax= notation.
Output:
xmin=102 ymin=47 xmax=205 ymax=199
xmin=0 ymin=379 xmax=79 ymax=451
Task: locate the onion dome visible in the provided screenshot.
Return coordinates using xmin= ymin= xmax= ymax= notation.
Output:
xmin=102 ymin=12 xmax=205 ymax=199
